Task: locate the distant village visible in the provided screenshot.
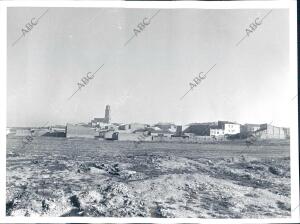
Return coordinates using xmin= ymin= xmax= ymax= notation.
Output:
xmin=8 ymin=105 xmax=290 ymax=142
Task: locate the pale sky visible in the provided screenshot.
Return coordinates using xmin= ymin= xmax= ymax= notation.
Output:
xmin=7 ymin=7 xmax=293 ymax=127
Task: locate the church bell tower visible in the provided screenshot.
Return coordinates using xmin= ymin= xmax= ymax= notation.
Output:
xmin=105 ymin=105 xmax=111 ymax=123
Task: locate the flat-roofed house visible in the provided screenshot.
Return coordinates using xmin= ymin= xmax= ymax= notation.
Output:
xmin=246 ymin=123 xmax=261 ymax=132
xmin=256 ymin=124 xmax=289 ymax=139
xmin=210 ymin=129 xmax=225 ymax=136
xmin=241 ymin=123 xmax=261 ymax=133
xmin=128 ymin=123 xmax=149 ymax=131
xmin=154 ymin=122 xmax=177 ymax=133
xmin=217 ymin=121 xmax=240 ymax=135
xmin=183 ymin=122 xmax=218 ymax=136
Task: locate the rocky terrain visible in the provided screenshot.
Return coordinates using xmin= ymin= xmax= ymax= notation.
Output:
xmin=6 ymin=137 xmax=291 ymax=218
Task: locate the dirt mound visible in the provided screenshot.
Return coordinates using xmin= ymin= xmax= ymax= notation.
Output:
xmin=6 ymin=138 xmax=291 ymax=218
xmin=63 ymin=182 xmax=148 ymax=217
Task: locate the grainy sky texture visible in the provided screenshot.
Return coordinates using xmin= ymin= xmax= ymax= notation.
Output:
xmin=7 ymin=8 xmax=293 ymax=127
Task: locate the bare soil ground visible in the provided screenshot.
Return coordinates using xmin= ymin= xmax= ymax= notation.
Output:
xmin=6 ymin=137 xmax=290 ymax=218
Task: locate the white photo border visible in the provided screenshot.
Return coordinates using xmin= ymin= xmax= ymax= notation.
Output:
xmin=0 ymin=0 xmax=298 ymax=223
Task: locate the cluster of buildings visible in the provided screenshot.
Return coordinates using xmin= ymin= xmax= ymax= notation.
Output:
xmin=11 ymin=105 xmax=290 ymax=141
xmin=64 ymin=105 xmax=290 ymax=141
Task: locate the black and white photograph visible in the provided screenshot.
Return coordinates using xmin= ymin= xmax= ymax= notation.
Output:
xmin=1 ymin=0 xmax=299 ymax=223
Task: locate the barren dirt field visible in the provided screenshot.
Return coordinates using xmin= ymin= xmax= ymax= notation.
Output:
xmin=6 ymin=137 xmax=290 ymax=218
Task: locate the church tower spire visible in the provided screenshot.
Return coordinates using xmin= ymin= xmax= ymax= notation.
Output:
xmin=105 ymin=105 xmax=111 ymax=123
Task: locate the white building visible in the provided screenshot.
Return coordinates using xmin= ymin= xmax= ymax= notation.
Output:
xmin=223 ymin=123 xmax=240 ymax=135
xmin=210 ymin=129 xmax=225 ymax=136
xmin=209 ymin=121 xmax=240 ymax=137
xmin=243 ymin=123 xmax=261 ymax=132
